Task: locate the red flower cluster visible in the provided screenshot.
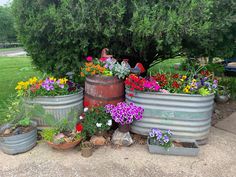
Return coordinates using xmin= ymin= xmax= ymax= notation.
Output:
xmin=125 ymin=74 xmax=145 ymax=91
xmin=153 ymin=73 xmax=168 ymax=87
xmin=172 ymin=81 xmax=180 ymax=89
xmin=200 ymin=70 xmax=210 ymax=76
xmin=76 ymin=123 xmax=83 ymax=132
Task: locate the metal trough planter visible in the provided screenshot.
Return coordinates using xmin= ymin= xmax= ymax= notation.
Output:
xmin=24 ymin=89 xmax=83 ymax=127
xmin=0 ymin=121 xmax=37 ymax=155
xmin=147 ymin=138 xmax=199 ymax=156
xmin=126 ymin=89 xmax=215 ymax=144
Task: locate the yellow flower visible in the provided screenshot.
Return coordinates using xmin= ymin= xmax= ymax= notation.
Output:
xmin=29 ymin=77 xmax=38 ymax=85
xmin=59 ymin=78 xmax=68 ymax=84
xmin=49 ymin=77 xmax=56 ymax=82
xmin=182 ymin=75 xmax=187 ymax=80
xmin=192 ymin=79 xmax=196 ymax=83
xmin=183 ymin=88 xmax=189 ymax=93
xmin=186 ymin=85 xmax=190 ymax=89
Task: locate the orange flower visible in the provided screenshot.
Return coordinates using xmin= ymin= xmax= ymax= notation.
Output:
xmin=85 ymin=62 xmax=93 ymax=67
xmin=80 ymin=72 xmax=85 ymax=77
xmin=91 ymin=71 xmax=96 ymax=75
xmin=86 ymin=67 xmax=91 ymax=72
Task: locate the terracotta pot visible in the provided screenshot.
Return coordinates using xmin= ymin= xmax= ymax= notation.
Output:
xmin=118 ymin=124 xmax=130 ymax=133
xmin=47 ymin=138 xmax=82 ymax=150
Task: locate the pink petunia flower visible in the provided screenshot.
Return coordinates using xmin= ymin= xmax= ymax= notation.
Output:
xmin=86 ymin=56 xmax=93 ymax=62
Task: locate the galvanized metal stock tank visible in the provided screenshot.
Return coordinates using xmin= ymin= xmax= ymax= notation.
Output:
xmin=126 ymin=89 xmax=215 ymax=144
xmin=0 ymin=121 xmax=37 ymax=155
xmin=24 ymin=89 xmax=83 ymax=127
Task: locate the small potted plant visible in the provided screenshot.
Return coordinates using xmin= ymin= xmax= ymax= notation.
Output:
xmin=81 ymin=106 xmax=112 ymax=138
xmin=40 ymin=116 xmax=83 ymax=150
xmin=215 ymin=86 xmax=230 ymax=103
xmin=105 ymin=102 xmax=144 ymax=133
xmin=147 ymin=128 xmax=199 ymax=156
xmin=81 ymin=141 xmax=94 ymax=158
xmin=0 ymin=97 xmax=37 ymax=155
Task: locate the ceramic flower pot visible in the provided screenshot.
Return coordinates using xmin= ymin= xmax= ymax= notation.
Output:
xmin=81 ymin=141 xmax=94 ymax=157
xmin=118 ymin=124 xmax=130 ymax=133
xmin=46 ymin=138 xmax=82 ymax=150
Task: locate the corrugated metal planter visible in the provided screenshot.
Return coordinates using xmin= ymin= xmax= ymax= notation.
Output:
xmin=126 ymin=89 xmax=215 ymax=144
xmin=0 ymin=121 xmax=37 ymax=155
xmin=24 ymin=89 xmax=83 ymax=127
xmin=147 ymin=138 xmax=199 ymax=156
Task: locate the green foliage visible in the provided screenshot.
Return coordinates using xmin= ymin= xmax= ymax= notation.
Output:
xmin=40 ymin=128 xmax=59 ymax=142
xmin=34 ymin=104 xmax=78 ymax=132
xmin=0 ymin=6 xmax=17 ymax=43
xmin=12 ymin=0 xmax=235 ymax=75
xmin=219 ymin=77 xmax=236 ymax=99
xmin=17 ymin=117 xmax=31 ymax=127
xmin=82 ymin=107 xmax=112 ymax=138
xmin=199 ymin=88 xmax=210 ymax=96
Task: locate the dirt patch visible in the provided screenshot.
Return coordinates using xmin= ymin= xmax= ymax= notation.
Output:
xmin=212 ymin=100 xmax=236 ymax=125
xmin=0 ymin=125 xmax=35 ymax=137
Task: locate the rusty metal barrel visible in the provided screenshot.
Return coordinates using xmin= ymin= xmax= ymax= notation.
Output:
xmin=84 ymin=75 xmax=124 ymax=107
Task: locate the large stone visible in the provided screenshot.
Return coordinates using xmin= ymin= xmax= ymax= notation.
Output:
xmin=111 ymin=129 xmax=133 ymax=146
xmin=90 ymin=135 xmax=106 ymax=146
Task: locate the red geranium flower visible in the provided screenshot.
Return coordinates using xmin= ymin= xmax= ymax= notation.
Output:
xmin=172 ymin=81 xmax=180 ymax=88
xmin=76 ymin=123 xmax=83 ymax=132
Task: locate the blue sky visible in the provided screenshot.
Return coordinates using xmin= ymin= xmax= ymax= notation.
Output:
xmin=0 ymin=0 xmax=11 ymax=6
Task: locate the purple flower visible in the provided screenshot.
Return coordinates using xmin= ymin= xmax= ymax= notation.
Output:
xmin=163 ymin=135 xmax=169 ymax=143
xmin=212 ymin=84 xmax=217 ymax=89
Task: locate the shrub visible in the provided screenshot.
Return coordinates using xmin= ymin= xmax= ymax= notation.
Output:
xmin=12 ymin=0 xmax=235 ymax=76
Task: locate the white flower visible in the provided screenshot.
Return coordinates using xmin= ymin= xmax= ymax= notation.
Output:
xmin=79 ymin=116 xmax=83 ymax=120
xmin=84 ymin=107 xmax=88 ymax=112
xmin=96 ymin=123 xmax=102 ymax=127
xmin=107 ymin=120 xmax=112 ymax=126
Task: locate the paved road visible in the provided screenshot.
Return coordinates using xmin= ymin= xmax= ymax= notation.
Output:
xmin=0 ymin=127 xmax=235 ymax=177
xmin=0 ymin=48 xmax=27 ymax=57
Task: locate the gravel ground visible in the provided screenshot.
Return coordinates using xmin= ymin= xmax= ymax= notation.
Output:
xmin=0 ymin=127 xmax=236 ymax=177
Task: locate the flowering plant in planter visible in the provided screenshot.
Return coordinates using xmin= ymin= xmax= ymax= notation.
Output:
xmin=125 ymin=68 xmax=218 ymax=96
xmin=105 ymin=102 xmax=144 ymax=125
xmin=80 ymin=56 xmax=130 ymax=79
xmin=148 ymin=128 xmax=173 ymax=149
xmin=40 ymin=116 xmax=83 ymax=149
xmin=16 ymin=76 xmax=80 ymax=97
xmin=125 ymin=74 xmax=161 ymax=96
xmin=81 ymin=106 xmax=112 ymax=138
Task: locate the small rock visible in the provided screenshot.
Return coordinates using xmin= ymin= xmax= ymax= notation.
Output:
xmin=215 ymin=109 xmax=221 ymax=115
xmin=3 ymin=129 xmax=11 ymax=135
xmin=111 ymin=129 xmax=133 ymax=146
xmin=12 ymin=127 xmax=21 ymax=135
xmin=90 ymin=135 xmax=106 ymax=146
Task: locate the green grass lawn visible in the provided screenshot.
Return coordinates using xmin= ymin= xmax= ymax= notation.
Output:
xmin=0 ymin=47 xmax=22 ymax=52
xmin=0 ymin=56 xmax=41 ymax=124
xmin=148 ymin=56 xmax=186 ymax=74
